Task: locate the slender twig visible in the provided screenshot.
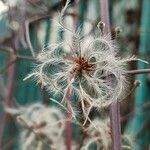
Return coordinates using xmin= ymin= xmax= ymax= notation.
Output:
xmin=0 ymin=56 xmax=16 ymax=74
xmin=0 ymin=46 xmax=37 ymax=74
xmin=0 ymin=50 xmax=16 ymax=148
xmin=127 ymin=69 xmax=150 ymax=75
xmin=100 ymin=0 xmax=110 ymax=33
xmin=0 ymin=56 xmax=37 ymax=74
xmin=16 ymin=55 xmax=36 ymax=61
xmin=25 ymin=19 xmax=36 ymax=56
xmin=100 ymin=0 xmax=122 ymax=150
xmin=0 ymin=45 xmax=35 ymax=60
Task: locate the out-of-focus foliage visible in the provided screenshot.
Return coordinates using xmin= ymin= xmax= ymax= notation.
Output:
xmin=113 ymin=0 xmax=140 ymax=53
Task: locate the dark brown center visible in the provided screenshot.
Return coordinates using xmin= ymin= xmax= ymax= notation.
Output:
xmin=74 ymin=56 xmax=95 ymax=76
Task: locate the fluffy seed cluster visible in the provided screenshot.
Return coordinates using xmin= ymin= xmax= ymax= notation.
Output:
xmin=24 ymin=0 xmax=146 ymax=124
xmin=6 ymin=103 xmax=66 ymax=150
xmin=81 ymin=118 xmax=133 ymax=150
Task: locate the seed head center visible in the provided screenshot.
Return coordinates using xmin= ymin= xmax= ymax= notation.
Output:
xmin=74 ymin=56 xmax=95 ymax=76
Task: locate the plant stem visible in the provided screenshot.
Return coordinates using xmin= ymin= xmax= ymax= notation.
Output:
xmin=100 ymin=0 xmax=122 ymax=150
xmin=110 ymin=101 xmax=122 ymax=150
xmin=127 ymin=69 xmax=150 ymax=75
xmin=100 ymin=0 xmax=110 ymax=33
xmin=66 ymin=1 xmax=79 ymax=149
xmin=66 ymin=119 xmax=71 ymax=150
xmin=66 ymin=88 xmax=72 ymax=150
xmin=0 ymin=52 xmax=16 ymax=148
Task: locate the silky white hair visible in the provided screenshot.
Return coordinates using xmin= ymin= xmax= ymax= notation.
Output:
xmin=24 ymin=0 xmax=147 ymax=125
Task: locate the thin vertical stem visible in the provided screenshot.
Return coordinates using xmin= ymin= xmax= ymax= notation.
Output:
xmin=66 ymin=121 xmax=71 ymax=150
xmin=66 ymin=88 xmax=72 ymax=150
xmin=110 ymin=101 xmax=122 ymax=150
xmin=100 ymin=0 xmax=110 ymax=33
xmin=99 ymin=0 xmax=122 ymax=150
xmin=66 ymin=1 xmax=78 ymax=149
xmin=0 ymin=24 xmax=22 ymax=148
xmin=0 ymin=54 xmax=16 ymax=148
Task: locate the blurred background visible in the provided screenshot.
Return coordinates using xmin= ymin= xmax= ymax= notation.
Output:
xmin=0 ymin=0 xmax=150 ymax=149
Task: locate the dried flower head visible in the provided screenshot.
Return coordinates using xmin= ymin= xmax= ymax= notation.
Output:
xmin=81 ymin=118 xmax=133 ymax=150
xmin=24 ymin=0 xmax=147 ymax=123
xmin=81 ymin=118 xmax=111 ymax=150
xmin=6 ymin=103 xmax=66 ymax=150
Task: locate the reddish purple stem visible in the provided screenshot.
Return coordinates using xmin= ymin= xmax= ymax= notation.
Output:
xmin=110 ymin=101 xmax=122 ymax=150
xmin=0 ymin=55 xmax=16 ymax=148
xmin=0 ymin=26 xmax=21 ymax=148
xmin=99 ymin=0 xmax=122 ymax=150
xmin=66 ymin=1 xmax=79 ymax=150
xmin=66 ymin=115 xmax=72 ymax=150
xmin=100 ymin=0 xmax=110 ymax=33
xmin=66 ymin=88 xmax=72 ymax=150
